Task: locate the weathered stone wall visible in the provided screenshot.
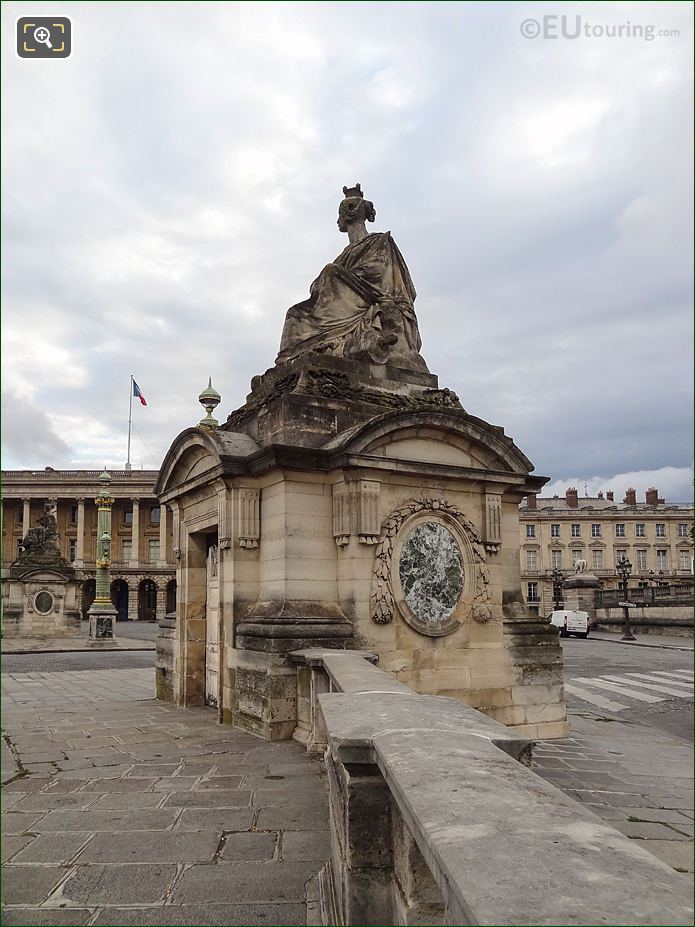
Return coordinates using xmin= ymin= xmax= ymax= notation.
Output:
xmin=593 ymin=606 xmax=693 ymax=636
xmin=155 ymin=617 xmax=176 ymax=702
xmin=156 ymin=384 xmax=569 ymax=740
xmin=2 ymin=573 xmax=81 ymax=638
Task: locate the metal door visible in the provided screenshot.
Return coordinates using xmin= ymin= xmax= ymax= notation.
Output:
xmin=205 ymin=543 xmax=220 ymax=707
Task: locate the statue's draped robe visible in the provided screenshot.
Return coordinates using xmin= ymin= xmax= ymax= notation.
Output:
xmin=276 ymin=232 xmax=423 ymax=366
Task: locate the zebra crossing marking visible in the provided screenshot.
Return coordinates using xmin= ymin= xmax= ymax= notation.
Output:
xmin=645 ymin=670 xmax=693 ymax=682
xmin=564 ymin=669 xmax=695 ymax=713
xmin=601 ymin=675 xmax=694 ymax=698
xmin=563 ymin=683 xmax=627 ymax=712
xmin=572 ymin=677 xmax=663 ymax=703
xmin=624 ymin=672 xmax=693 ymax=690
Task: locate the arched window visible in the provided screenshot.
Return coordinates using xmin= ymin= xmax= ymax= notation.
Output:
xmin=138 ymin=579 xmax=157 ymax=621
xmin=110 ymin=579 xmax=129 ymax=621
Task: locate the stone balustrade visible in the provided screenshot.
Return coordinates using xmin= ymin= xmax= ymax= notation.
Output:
xmin=290 ymin=649 xmax=693 ymax=927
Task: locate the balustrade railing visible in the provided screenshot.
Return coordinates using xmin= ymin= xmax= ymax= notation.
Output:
xmin=597 ymin=583 xmax=693 ymax=607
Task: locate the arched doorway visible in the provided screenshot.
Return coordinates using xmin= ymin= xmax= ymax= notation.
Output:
xmin=165 ymin=578 xmax=177 ymax=615
xmin=111 ymin=579 xmax=129 ymax=621
xmin=138 ymin=579 xmax=157 ymax=621
xmin=81 ymin=579 xmax=96 ymax=620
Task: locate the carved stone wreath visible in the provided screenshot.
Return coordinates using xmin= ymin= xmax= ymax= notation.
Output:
xmin=370 ymin=498 xmax=492 ymax=626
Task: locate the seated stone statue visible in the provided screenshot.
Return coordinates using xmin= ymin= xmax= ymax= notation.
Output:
xmin=19 ymin=501 xmax=60 ymax=557
xmin=276 ymin=184 xmax=429 ymax=373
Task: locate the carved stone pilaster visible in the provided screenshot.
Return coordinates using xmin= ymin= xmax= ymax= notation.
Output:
xmin=332 ymin=483 xmax=350 ymax=547
xmin=171 ymin=506 xmax=181 ymax=561
xmin=218 ymin=487 xmax=232 ymax=550
xmin=484 ymin=491 xmax=502 ymax=554
xmin=333 ymin=479 xmax=381 ymax=547
xmin=238 ymin=488 xmax=260 ymax=549
xmin=357 ymin=479 xmax=380 ymax=545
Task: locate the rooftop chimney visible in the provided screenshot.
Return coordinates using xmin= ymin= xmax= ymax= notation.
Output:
xmin=645 ymin=487 xmax=659 ymax=506
xmin=606 ymin=491 xmax=614 ymax=502
xmin=566 ymin=487 xmax=579 ymax=508
xmin=526 ymin=494 xmax=537 ymax=510
xmin=624 ymin=487 xmax=637 ymax=506
xmin=597 ymin=491 xmax=604 ymax=499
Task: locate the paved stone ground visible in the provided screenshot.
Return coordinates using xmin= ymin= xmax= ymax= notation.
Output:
xmin=1 ymin=669 xmax=155 ymax=709
xmin=533 ymin=707 xmax=694 ymax=879
xmin=1 ymin=671 xmax=328 ymax=926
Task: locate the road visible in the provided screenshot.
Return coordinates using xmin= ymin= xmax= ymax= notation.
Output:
xmin=560 ymin=636 xmax=693 ymax=743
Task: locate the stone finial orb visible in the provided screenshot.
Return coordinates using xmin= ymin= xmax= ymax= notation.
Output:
xmin=199 ymin=377 xmax=221 ymax=429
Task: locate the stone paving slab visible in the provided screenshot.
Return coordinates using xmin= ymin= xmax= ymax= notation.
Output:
xmin=1 ymin=908 xmax=93 ymax=926
xmin=169 ymin=860 xmax=321 ymax=904
xmin=1 ymin=671 xmax=329 ymax=926
xmin=88 ymin=903 xmax=307 ymax=925
xmin=58 ymin=863 xmax=180 ymax=905
xmin=1 ymin=738 xmax=20 ymax=784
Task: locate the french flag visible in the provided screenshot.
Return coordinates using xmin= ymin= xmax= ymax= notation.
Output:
xmin=133 ymin=379 xmax=147 ymax=406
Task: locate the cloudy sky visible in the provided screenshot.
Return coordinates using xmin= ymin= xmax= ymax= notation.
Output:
xmin=3 ymin=1 xmax=693 ymax=501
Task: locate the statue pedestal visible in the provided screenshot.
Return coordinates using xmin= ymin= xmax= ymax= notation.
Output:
xmin=88 ymin=604 xmax=118 ymax=648
xmin=157 ymin=354 xmax=569 ymax=741
xmin=2 ymin=564 xmax=81 ymax=639
xmin=562 ymin=573 xmax=601 ymax=621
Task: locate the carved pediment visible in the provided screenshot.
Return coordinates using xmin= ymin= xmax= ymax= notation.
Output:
xmin=333 ymin=411 xmax=535 ymax=476
xmin=171 ymin=446 xmax=217 ymax=486
xmin=362 ymin=432 xmax=492 ymax=469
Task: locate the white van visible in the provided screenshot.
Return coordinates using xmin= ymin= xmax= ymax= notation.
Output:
xmin=548 ymin=609 xmax=589 ymax=639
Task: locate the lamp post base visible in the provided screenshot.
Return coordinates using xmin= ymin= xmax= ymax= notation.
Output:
xmin=621 ymin=632 xmax=637 ymax=641
xmin=88 ymin=604 xmax=118 ymax=647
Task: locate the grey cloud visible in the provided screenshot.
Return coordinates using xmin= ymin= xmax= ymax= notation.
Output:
xmin=1 ymin=391 xmax=72 ymax=468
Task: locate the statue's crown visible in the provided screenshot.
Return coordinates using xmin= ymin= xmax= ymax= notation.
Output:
xmin=342 ymin=183 xmax=363 ymax=199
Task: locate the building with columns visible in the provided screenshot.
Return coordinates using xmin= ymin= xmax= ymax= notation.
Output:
xmin=519 ymin=486 xmax=693 ymax=615
xmin=1 ymin=469 xmax=176 ymax=622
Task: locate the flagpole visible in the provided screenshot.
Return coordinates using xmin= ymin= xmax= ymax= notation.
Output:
xmin=126 ymin=375 xmax=133 ymax=472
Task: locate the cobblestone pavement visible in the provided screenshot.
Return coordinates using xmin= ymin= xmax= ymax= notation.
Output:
xmin=533 ymin=704 xmax=694 ymax=879
xmin=1 ymin=670 xmax=328 ymax=926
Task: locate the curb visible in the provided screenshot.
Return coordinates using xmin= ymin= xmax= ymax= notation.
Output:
xmin=589 ymin=636 xmax=694 ymax=654
xmin=1 ymin=646 xmax=156 ymax=656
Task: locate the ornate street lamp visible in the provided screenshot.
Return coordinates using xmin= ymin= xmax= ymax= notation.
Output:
xmin=88 ymin=469 xmax=118 ymax=645
xmin=551 ymin=567 xmax=564 ymax=610
xmin=616 ymin=553 xmax=635 ymax=641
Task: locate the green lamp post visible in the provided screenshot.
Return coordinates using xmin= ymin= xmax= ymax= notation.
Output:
xmin=88 ymin=469 xmax=118 ymax=645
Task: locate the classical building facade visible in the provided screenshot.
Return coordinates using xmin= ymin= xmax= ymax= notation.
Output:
xmin=519 ymin=486 xmax=694 ymax=615
xmin=1 ymin=469 xmax=176 ymax=622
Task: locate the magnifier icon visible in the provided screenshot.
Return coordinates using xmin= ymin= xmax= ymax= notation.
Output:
xmin=33 ymin=26 xmax=53 ymax=49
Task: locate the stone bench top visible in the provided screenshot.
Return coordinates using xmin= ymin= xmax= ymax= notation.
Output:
xmin=319 ymin=691 xmax=531 ymax=766
xmin=289 ymin=648 xmax=379 ymax=667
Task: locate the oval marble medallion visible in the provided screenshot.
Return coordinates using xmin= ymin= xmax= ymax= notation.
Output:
xmin=35 ymin=591 xmax=54 ymax=614
xmin=398 ymin=522 xmax=464 ymax=623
